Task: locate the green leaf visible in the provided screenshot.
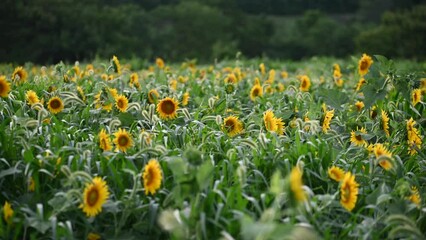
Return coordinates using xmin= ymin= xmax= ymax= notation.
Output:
xmin=196 ymin=161 xmax=214 ymax=189
xmin=118 ymin=112 xmax=135 ymax=126
xmin=318 ymin=88 xmax=349 ymax=110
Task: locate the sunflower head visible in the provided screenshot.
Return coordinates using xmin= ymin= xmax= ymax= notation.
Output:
xmin=115 ymin=94 xmax=129 ymax=112
xmin=328 ymin=166 xmax=345 ymax=182
xmin=250 ymin=84 xmax=263 ymax=101
xmin=358 ymin=53 xmax=373 ymax=76
xmin=289 ymin=166 xmax=306 ymax=203
xmin=80 ymin=177 xmax=109 ymax=217
xmin=111 ymin=55 xmax=121 ymax=74
xmin=381 ymin=110 xmax=390 ymax=136
xmin=281 ymin=71 xmax=288 ymax=79
xmin=0 ymin=76 xmax=11 ymax=98
xmin=356 ymin=78 xmax=366 ymax=91
xmin=374 ymin=143 xmax=392 ymax=159
xmin=182 ymin=92 xmax=190 ymax=106
xmin=113 ymin=128 xmax=133 ymax=153
xmin=354 ymin=101 xmax=364 ymax=112
xmin=412 ymin=89 xmax=422 ymax=106
xmin=47 ymin=96 xmax=64 ymax=114
xmin=12 ymin=66 xmax=28 ymax=83
xmin=148 ymin=89 xmax=160 ymax=104
xmin=3 ymin=201 xmax=14 ymax=223
xmin=156 ymin=58 xmax=165 ymax=69
xmin=99 ymin=129 xmax=112 ymax=151
xmin=157 ymin=97 xmax=179 ymax=120
xmin=263 ymin=110 xmax=277 ymax=132
xmin=322 ymin=109 xmax=334 ymax=133
xmin=299 ymin=75 xmax=311 ymax=92
xmin=340 ymin=172 xmax=359 ymax=211
xmin=142 ymin=159 xmax=163 ymax=195
xmin=259 ymin=63 xmax=266 ymax=75
xmin=222 ymin=116 xmax=243 ymax=137
xmin=350 ymin=127 xmax=367 ymax=147
xmin=408 ymin=186 xmax=421 ymax=207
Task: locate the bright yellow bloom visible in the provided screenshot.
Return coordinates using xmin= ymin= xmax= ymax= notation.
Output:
xmin=381 ymin=110 xmax=390 ymax=137
xmin=12 ymin=66 xmax=28 ymax=83
xmin=333 ymin=69 xmax=342 ymax=79
xmin=77 ymin=86 xmax=86 ymax=102
xmin=113 ymin=128 xmax=133 ymax=153
xmin=322 ymin=109 xmax=334 ymax=133
xmin=143 ymin=159 xmax=163 ymax=195
xmin=407 ymin=118 xmax=422 ymax=155
xmin=266 ymin=69 xmax=275 ymax=84
xmin=408 ymin=186 xmax=421 ymax=207
xmin=356 ymin=78 xmax=366 ymax=91
xmin=259 ymin=63 xmax=266 ymax=75
xmin=222 ymin=116 xmax=243 ymax=137
xmin=130 ymin=73 xmax=140 ymax=89
xmin=358 ymin=53 xmax=373 ymax=76
xmin=47 ymin=96 xmax=64 ymax=114
xmin=169 ymin=79 xmax=177 ymax=91
xmin=99 ymin=129 xmax=112 ymax=151
xmin=374 ymin=143 xmax=393 ymax=170
xmin=148 ymin=89 xmax=160 ymax=104
xmin=181 ymin=92 xmax=190 ymax=106
xmin=340 ymin=172 xmax=359 ymax=211
xmin=290 ymin=166 xmax=306 ymax=202
xmin=328 ymin=166 xmax=345 ymax=182
xmin=350 ymin=127 xmax=367 ymax=147
xmin=87 ymin=233 xmax=101 ymax=240
xmin=29 ymin=177 xmax=35 ymax=191
xmin=157 ymin=97 xmax=179 ymax=120
xmin=3 ymin=201 xmax=14 ymax=223
xmin=0 ymin=76 xmax=11 ymax=98
xmin=275 ymin=117 xmax=285 ymax=135
xmin=156 ymin=58 xmax=165 ymax=69
xmin=263 ymin=110 xmax=277 ymax=132
xmin=115 ymin=94 xmax=129 ymax=112
xmin=112 ymin=55 xmax=121 ymax=74
xmin=276 ymin=83 xmax=285 ymax=92
xmin=80 ymin=177 xmax=109 ymax=217
xmin=224 ymin=73 xmax=237 ymax=84
xmin=299 ymin=75 xmax=311 ymax=92
xmin=280 ymin=71 xmax=288 ymax=79
xmin=354 ymin=101 xmax=364 ymax=112
xmin=412 ymin=88 xmax=422 ymax=106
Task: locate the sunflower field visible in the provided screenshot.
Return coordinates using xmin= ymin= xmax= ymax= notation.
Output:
xmin=0 ymin=55 xmax=425 ymax=239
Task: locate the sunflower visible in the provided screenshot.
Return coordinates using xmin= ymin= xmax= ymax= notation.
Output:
xmin=266 ymin=69 xmax=275 ymax=84
xmin=12 ymin=66 xmax=28 ymax=83
xmin=0 ymin=76 xmax=11 ymax=98
xmin=29 ymin=177 xmax=35 ymax=192
xmin=157 ymin=97 xmax=179 ymax=120
xmin=87 ymin=233 xmax=101 ymax=240
xmin=340 ymin=172 xmax=359 ymax=211
xmin=259 ymin=63 xmax=266 ymax=75
xmin=412 ymin=89 xmax=422 ymax=106
xmin=356 ymin=78 xmax=366 ymax=91
xmin=378 ymin=158 xmax=393 ymax=171
xmin=354 ymin=101 xmax=364 ymax=112
xmin=76 ymin=86 xmax=86 ymax=102
xmin=181 ymin=92 xmax=190 ymax=106
xmin=350 ymin=127 xmax=367 ymax=147
xmin=370 ymin=106 xmax=377 ymax=119
xmin=408 ymin=186 xmax=421 ymax=207
xmin=99 ymin=129 xmax=112 ymax=151
xmin=322 ymin=109 xmax=334 ymax=133
xmin=3 ymin=201 xmax=13 ymax=223
xmin=222 ymin=116 xmax=243 ymax=137
xmin=275 ymin=117 xmax=285 ymax=135
xmin=130 ymin=73 xmax=140 ymax=88
xmin=47 ymin=96 xmax=64 ymax=114
xmin=381 ymin=110 xmax=390 ymax=137
xmin=169 ymin=79 xmax=177 ymax=91
xmin=263 ymin=110 xmax=277 ymax=132
xmin=276 ymin=83 xmax=285 ymax=92
xmin=115 ymin=94 xmax=129 ymax=112
xmin=113 ymin=128 xmax=133 ymax=153
xmin=80 ymin=177 xmax=109 ymax=217
xmin=224 ymin=73 xmax=237 ymax=84
xmin=299 ymin=75 xmax=311 ymax=92
xmin=328 ymin=166 xmax=345 ymax=182
xmin=358 ymin=53 xmax=373 ymax=76
xmin=250 ymin=84 xmax=263 ymax=101
xmin=333 ymin=69 xmax=342 ymax=79
xmin=156 ymin=58 xmax=165 ymax=69
xmin=112 ymin=55 xmax=121 ymax=74
xmin=142 ymin=159 xmax=163 ymax=195
xmin=374 ymin=144 xmax=394 ymax=170
xmin=281 ymin=71 xmax=288 ymax=79
xmin=407 ymin=118 xmax=422 ymax=155
xmin=290 ymin=166 xmax=306 ymax=202
xmin=148 ymin=89 xmax=160 ymax=104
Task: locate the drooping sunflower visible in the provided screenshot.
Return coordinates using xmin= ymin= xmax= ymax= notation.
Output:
xmin=354 ymin=101 xmax=364 ymax=112
xmin=322 ymin=109 xmax=334 ymax=133
xmin=80 ymin=177 xmax=109 ymax=217
xmin=408 ymin=186 xmax=421 ymax=207
xmin=263 ymin=110 xmax=277 ymax=132
xmin=275 ymin=117 xmax=285 ymax=135
xmin=328 ymin=166 xmax=345 ymax=182
xmin=281 ymin=71 xmax=288 ymax=79
xmin=266 ymin=69 xmax=275 ymax=84
xmin=299 ymin=75 xmax=311 ymax=92
xmin=47 ymin=96 xmax=64 ymax=114
xmin=130 ymin=73 xmax=140 ymax=88
xmin=350 ymin=127 xmax=367 ymax=147
xmin=381 ymin=110 xmax=390 ymax=137
xmin=76 ymin=86 xmax=86 ymax=102
xmin=142 ymin=159 xmax=163 ymax=195
xmin=181 ymin=92 xmax=190 ymax=106
xmin=115 ymin=94 xmax=129 ymax=112
xmin=12 ymin=66 xmax=28 ymax=83
xmin=374 ymin=143 xmax=393 ymax=170
xmin=340 ymin=172 xmax=359 ymax=211
xmin=157 ymin=97 xmax=179 ymax=120
xmin=412 ymin=89 xmax=422 ymax=106
xmin=355 ymin=78 xmax=366 ymax=91
xmin=407 ymin=118 xmax=422 ymax=155
xmin=358 ymin=53 xmax=373 ymax=76
xmin=222 ymin=116 xmax=243 ymax=137
xmin=99 ymin=129 xmax=112 ymax=151
xmin=224 ymin=73 xmax=237 ymax=84
xmin=3 ymin=201 xmax=14 ymax=223
xmin=156 ymin=57 xmax=165 ymax=69
xmin=169 ymin=79 xmax=178 ymax=91
xmin=290 ymin=166 xmax=306 ymax=202
xmin=250 ymin=84 xmax=263 ymax=101
xmin=148 ymin=89 xmax=160 ymax=104
xmin=113 ymin=128 xmax=133 ymax=153
xmin=0 ymin=76 xmax=11 ymax=98
xmin=259 ymin=63 xmax=266 ymax=75
xmin=28 ymin=177 xmax=35 ymax=192
xmin=111 ymin=55 xmax=121 ymax=74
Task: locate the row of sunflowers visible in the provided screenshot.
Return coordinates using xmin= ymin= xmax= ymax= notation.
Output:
xmin=0 ymin=54 xmax=425 ymax=239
